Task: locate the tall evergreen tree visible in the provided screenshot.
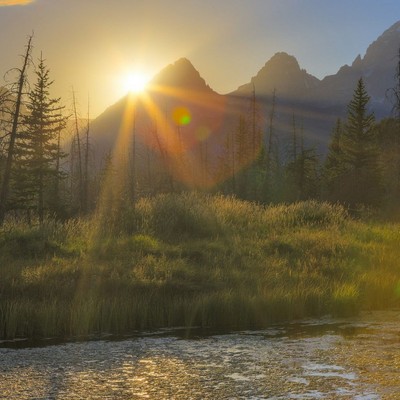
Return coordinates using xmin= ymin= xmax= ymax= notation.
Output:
xmin=327 ymin=78 xmax=382 ymax=207
xmin=13 ymin=54 xmax=67 ymax=222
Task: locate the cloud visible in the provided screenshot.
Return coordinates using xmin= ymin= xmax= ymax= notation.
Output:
xmin=0 ymin=0 xmax=35 ymax=6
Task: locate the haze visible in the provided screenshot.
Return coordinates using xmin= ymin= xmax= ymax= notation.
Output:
xmin=0 ymin=0 xmax=399 ymax=117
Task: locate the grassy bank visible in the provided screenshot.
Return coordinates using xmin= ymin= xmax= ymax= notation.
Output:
xmin=1 ymin=193 xmax=400 ymax=340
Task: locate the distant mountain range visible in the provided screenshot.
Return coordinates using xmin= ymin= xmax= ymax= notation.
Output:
xmin=88 ymin=20 xmax=400 ymax=165
xmin=235 ymin=20 xmax=400 ymax=116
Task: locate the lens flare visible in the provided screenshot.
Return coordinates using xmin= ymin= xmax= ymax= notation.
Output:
xmin=172 ymin=106 xmax=191 ymax=126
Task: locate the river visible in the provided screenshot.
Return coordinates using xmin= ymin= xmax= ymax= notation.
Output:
xmin=0 ymin=310 xmax=399 ymax=399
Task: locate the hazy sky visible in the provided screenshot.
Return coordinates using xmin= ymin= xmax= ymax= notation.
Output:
xmin=0 ymin=0 xmax=399 ymax=117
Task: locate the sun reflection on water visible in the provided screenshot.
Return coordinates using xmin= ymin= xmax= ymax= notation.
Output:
xmin=1 ymin=312 xmax=400 ymax=399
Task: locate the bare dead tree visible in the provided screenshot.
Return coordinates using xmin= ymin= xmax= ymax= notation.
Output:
xmin=83 ymin=95 xmax=90 ymax=213
xmin=251 ymin=82 xmax=257 ymax=159
xmin=71 ymin=88 xmax=84 ymax=212
xmin=54 ymin=124 xmax=63 ymax=209
xmin=132 ymin=111 xmax=136 ymax=201
xmin=266 ymin=88 xmax=276 ymax=173
xmin=0 ymin=35 xmax=33 ymax=225
xmin=291 ymin=111 xmax=298 ymax=163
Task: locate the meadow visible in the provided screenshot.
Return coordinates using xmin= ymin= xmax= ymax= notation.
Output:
xmin=1 ymin=193 xmax=399 ymax=340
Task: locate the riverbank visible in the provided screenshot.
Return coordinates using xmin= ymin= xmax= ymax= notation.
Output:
xmin=1 ymin=193 xmax=400 ymax=339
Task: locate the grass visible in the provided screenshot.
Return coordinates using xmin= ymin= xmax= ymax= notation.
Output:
xmin=1 ymin=192 xmax=400 ymax=340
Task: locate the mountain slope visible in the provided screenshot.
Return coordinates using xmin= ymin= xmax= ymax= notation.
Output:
xmin=150 ymin=58 xmax=216 ymax=94
xmin=87 ymin=58 xmax=239 ymax=188
xmin=315 ymin=20 xmax=400 ymax=117
xmin=88 ymin=19 xmax=400 ymax=167
xmin=234 ymin=52 xmax=320 ymax=101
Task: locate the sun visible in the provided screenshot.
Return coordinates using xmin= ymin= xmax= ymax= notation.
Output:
xmin=122 ymin=72 xmax=150 ymax=93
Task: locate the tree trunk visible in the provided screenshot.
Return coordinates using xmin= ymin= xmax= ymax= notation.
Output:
xmin=72 ymin=89 xmax=84 ymax=213
xmin=0 ymin=35 xmax=33 ymax=225
xmin=84 ymin=98 xmax=90 ymax=213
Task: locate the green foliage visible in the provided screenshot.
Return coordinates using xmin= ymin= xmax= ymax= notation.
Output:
xmin=375 ymin=118 xmax=400 ymax=211
xmin=10 ymin=55 xmax=68 ymax=221
xmin=285 ymin=146 xmax=320 ymax=201
xmin=0 ymin=229 xmax=59 ymax=259
xmin=325 ymin=78 xmax=383 ymax=207
xmin=135 ymin=192 xmax=221 ymax=241
xmin=0 ymin=193 xmax=399 ymax=339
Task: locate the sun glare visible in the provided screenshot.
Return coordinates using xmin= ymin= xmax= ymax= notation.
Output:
xmin=123 ymin=73 xmax=150 ymax=93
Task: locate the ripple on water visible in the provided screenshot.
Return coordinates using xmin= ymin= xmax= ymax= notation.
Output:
xmin=0 ymin=310 xmax=399 ymax=399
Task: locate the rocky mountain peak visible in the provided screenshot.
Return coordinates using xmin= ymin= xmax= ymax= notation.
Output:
xmin=363 ymin=20 xmax=400 ymax=66
xmin=351 ymin=54 xmax=362 ymax=69
xmin=263 ymin=52 xmax=300 ymax=70
xmin=234 ymin=51 xmax=319 ymax=98
xmin=150 ymin=57 xmax=215 ymax=93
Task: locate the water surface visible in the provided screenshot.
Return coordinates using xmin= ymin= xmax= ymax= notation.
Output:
xmin=1 ymin=311 xmax=399 ymax=399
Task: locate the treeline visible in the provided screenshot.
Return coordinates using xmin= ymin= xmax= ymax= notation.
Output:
xmin=1 ymin=38 xmax=400 ymax=225
xmin=217 ymin=77 xmax=400 ymax=213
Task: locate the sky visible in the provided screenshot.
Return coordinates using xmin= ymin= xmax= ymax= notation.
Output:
xmin=0 ymin=0 xmax=399 ymax=117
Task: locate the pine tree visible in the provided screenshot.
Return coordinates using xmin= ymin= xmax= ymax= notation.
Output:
xmin=337 ymin=78 xmax=382 ymax=206
xmin=14 ymin=54 xmax=67 ymax=222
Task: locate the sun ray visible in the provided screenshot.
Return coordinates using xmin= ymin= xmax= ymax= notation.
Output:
xmin=91 ymin=93 xmax=137 ymax=240
xmin=147 ymin=83 xmax=229 ymax=114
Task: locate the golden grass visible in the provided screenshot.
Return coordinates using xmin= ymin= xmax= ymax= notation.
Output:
xmin=1 ymin=193 xmax=399 ymax=339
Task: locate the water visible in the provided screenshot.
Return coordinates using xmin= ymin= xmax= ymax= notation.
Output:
xmin=0 ymin=311 xmax=399 ymax=399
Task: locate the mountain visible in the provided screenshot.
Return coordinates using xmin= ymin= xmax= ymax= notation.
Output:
xmin=150 ymin=58 xmax=216 ymax=94
xmin=233 ymin=20 xmax=400 ymax=119
xmin=230 ymin=52 xmax=327 ymax=147
xmin=234 ymin=52 xmax=320 ymax=101
xmin=315 ymin=20 xmax=400 ymax=118
xmin=87 ymin=20 xmax=400 ymax=169
xmin=90 ymin=57 xmax=229 ymax=149
xmin=228 ymin=20 xmax=400 ymax=147
xmin=87 ymin=58 xmax=239 ymax=187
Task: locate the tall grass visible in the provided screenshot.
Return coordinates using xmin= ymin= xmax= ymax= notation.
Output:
xmin=1 ymin=193 xmax=399 ymax=339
